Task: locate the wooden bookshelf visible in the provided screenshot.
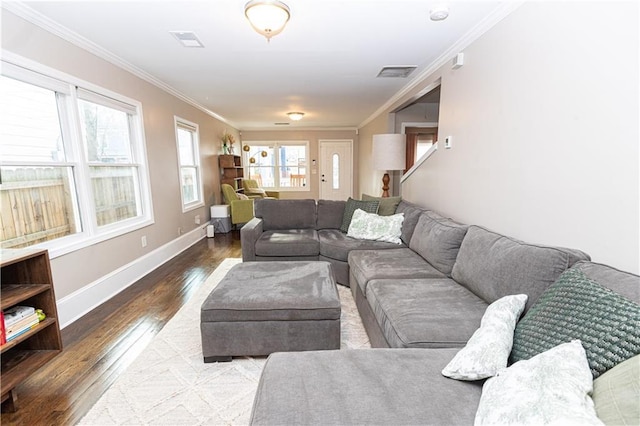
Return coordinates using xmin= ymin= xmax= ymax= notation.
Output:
xmin=219 ymin=154 xmax=244 ymax=197
xmin=1 ymin=248 xmax=62 ymax=413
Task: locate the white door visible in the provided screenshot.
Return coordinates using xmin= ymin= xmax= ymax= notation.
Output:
xmin=319 ymin=140 xmax=353 ymax=200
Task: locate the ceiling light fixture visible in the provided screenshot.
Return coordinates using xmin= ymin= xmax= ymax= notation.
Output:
xmin=429 ymin=6 xmax=449 ymax=21
xmin=244 ymin=0 xmax=291 ymax=42
xmin=287 ymin=112 xmax=305 ymax=121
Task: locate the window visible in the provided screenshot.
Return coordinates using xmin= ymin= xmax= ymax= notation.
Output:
xmin=244 ymin=141 xmax=309 ymax=190
xmin=0 ymin=61 xmax=153 ymax=256
xmin=174 ymin=118 xmax=203 ymax=211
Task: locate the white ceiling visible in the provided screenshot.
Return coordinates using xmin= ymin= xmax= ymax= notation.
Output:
xmin=12 ymin=1 xmax=509 ymax=130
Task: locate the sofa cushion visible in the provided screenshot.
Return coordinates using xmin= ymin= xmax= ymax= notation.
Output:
xmin=451 ymin=225 xmax=589 ymax=311
xmin=361 ymin=194 xmax=401 ymax=216
xmin=347 ymin=209 xmax=404 ymax=244
xmin=250 ymin=348 xmax=483 ymax=426
xmin=592 ymin=355 xmax=640 ymax=425
xmin=255 ymin=229 xmax=320 ymax=257
xmin=318 ymin=229 xmax=405 ymax=262
xmin=442 ymin=294 xmax=527 ymax=381
xmin=510 ymin=267 xmax=640 ymax=378
xmin=316 ymin=200 xmax=345 ymax=230
xmin=255 ymin=199 xmax=317 ymax=230
xmin=409 ymin=211 xmax=468 ymax=276
xmin=340 ymin=197 xmax=379 ymax=233
xmin=366 ymin=278 xmax=488 ymax=348
xmin=571 ymin=260 xmax=640 ymax=303
xmin=395 ymin=200 xmax=424 ymax=245
xmin=348 ymin=248 xmax=446 ymax=296
xmin=476 ymin=340 xmax=600 ymax=425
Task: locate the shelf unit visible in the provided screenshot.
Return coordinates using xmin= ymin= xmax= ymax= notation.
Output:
xmin=1 ymin=248 xmax=62 ymax=413
xmin=219 ymin=154 xmax=244 ymax=196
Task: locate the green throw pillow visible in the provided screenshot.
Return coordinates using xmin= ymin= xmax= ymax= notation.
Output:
xmin=361 ymin=194 xmax=401 ymax=216
xmin=340 ymin=197 xmax=379 ymax=233
xmin=510 ymin=268 xmax=640 ymax=378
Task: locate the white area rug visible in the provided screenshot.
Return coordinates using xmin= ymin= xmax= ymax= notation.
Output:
xmin=79 ymin=258 xmax=371 ymax=425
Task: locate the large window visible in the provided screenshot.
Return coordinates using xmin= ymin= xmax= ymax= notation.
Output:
xmin=174 ymin=118 xmax=203 ymax=211
xmin=244 ymin=142 xmax=309 ymax=190
xmin=0 ymin=61 xmax=152 ymax=256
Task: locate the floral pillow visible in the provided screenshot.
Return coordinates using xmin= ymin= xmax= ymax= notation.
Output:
xmin=347 ymin=209 xmax=404 ymax=244
xmin=442 ymin=294 xmax=527 ymax=380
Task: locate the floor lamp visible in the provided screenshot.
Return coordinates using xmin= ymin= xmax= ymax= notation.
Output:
xmin=372 ymin=134 xmax=406 ymax=197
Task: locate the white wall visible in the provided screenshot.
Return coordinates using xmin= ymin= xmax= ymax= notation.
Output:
xmin=398 ymin=2 xmax=639 ymax=273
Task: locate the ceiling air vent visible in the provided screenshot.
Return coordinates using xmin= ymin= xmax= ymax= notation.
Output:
xmin=274 ymin=122 xmax=290 ymax=126
xmin=377 ymin=66 xmax=417 ymax=78
xmin=169 ymin=31 xmax=204 ymax=48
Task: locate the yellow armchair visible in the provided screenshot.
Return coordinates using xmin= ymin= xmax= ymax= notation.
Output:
xmin=242 ymin=179 xmax=280 ymax=199
xmin=221 ymin=184 xmax=255 ymax=224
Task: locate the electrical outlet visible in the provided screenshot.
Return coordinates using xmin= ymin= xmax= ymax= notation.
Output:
xmin=141 ymin=236 xmax=147 ymax=247
xmin=445 ymin=136 xmax=452 ymax=149
xmin=195 ymin=215 xmax=200 ymax=225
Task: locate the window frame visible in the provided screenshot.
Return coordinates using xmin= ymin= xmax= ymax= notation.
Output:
xmin=1 ymin=56 xmax=154 ymax=259
xmin=174 ymin=116 xmax=204 ymax=212
xmin=243 ymin=140 xmax=310 ymax=191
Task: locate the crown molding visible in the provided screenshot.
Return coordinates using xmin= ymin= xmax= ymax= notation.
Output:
xmin=239 ymin=126 xmax=358 ymax=132
xmin=358 ymin=1 xmax=525 ymax=129
xmin=2 ymin=1 xmax=237 ymax=128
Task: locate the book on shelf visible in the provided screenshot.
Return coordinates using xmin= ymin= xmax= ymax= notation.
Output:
xmin=4 ymin=305 xmax=36 ymax=326
xmin=0 ymin=312 xmax=5 ymax=345
xmin=5 ymin=312 xmax=40 ymax=336
xmin=6 ymin=320 xmax=39 ymax=342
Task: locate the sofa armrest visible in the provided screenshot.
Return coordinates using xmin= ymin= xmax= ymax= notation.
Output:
xmin=265 ymin=190 xmax=280 ymax=199
xmin=241 ymin=217 xmax=263 ymax=261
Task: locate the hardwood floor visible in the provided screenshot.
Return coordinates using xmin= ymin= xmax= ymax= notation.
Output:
xmin=1 ymin=232 xmax=242 ymax=425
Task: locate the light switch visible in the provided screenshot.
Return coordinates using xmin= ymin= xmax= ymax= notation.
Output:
xmin=445 ymin=136 xmax=452 ymax=149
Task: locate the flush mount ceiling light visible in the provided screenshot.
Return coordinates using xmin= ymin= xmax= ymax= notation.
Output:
xmin=287 ymin=111 xmax=305 ymax=121
xmin=244 ymin=0 xmax=291 ymax=42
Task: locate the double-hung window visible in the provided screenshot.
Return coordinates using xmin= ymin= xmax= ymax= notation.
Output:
xmin=174 ymin=117 xmax=203 ymax=211
xmin=244 ymin=141 xmax=309 ymax=190
xmin=0 ymin=61 xmax=153 ymax=256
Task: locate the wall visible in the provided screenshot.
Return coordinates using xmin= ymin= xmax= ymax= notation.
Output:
xmin=361 ymin=1 xmax=639 ymax=274
xmin=1 ymin=11 xmax=237 ymax=302
xmin=240 ymin=129 xmax=358 ymax=199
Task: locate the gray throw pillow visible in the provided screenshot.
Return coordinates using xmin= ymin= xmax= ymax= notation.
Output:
xmin=361 ymin=194 xmax=401 ymax=216
xmin=510 ymin=267 xmax=640 ymax=378
xmin=340 ymin=198 xmax=379 ymax=233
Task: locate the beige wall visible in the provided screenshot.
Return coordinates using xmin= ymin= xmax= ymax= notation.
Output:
xmin=240 ymin=129 xmax=358 ymax=199
xmin=360 ymin=1 xmax=639 ymax=273
xmin=2 ymin=11 xmax=239 ymax=298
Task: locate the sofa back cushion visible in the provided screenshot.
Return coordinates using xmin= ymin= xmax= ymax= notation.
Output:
xmin=255 ymin=199 xmax=317 ymax=230
xmin=395 ymin=200 xmax=424 ymax=245
xmin=409 ymin=211 xmax=468 ymax=276
xmin=571 ymin=261 xmax=639 ymax=303
xmin=451 ymin=225 xmax=590 ymax=312
xmin=316 ymin=200 xmax=346 ymax=230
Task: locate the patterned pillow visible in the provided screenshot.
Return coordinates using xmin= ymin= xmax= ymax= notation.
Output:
xmin=346 ymin=209 xmax=404 ymax=244
xmin=340 ymin=197 xmax=379 ymax=233
xmin=475 ymin=340 xmax=602 ymax=425
xmin=510 ymin=267 xmax=640 ymax=378
xmin=442 ymin=294 xmax=527 ymax=381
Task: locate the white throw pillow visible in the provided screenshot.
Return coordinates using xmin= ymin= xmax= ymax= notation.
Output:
xmin=347 ymin=208 xmax=404 ymax=244
xmin=475 ymin=340 xmax=603 ymax=426
xmin=442 ymin=294 xmax=528 ymax=380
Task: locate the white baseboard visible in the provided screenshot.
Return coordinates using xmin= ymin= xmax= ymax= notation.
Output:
xmin=57 ymin=226 xmax=207 ymax=329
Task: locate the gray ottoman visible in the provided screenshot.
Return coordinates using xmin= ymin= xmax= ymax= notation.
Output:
xmin=201 ymin=261 xmax=341 ymax=362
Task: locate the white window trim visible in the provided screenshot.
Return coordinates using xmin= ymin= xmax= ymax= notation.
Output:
xmin=174 ymin=116 xmax=204 ymax=212
xmin=243 ymin=140 xmax=310 ymax=192
xmin=1 ymin=52 xmax=154 ymax=259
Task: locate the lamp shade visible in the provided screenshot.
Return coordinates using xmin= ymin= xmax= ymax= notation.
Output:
xmin=372 ymin=134 xmax=406 ymax=171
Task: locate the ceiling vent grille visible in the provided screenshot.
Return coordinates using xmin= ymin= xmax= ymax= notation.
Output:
xmin=169 ymin=31 xmax=204 ymax=48
xmin=377 ymin=66 xmax=417 ymax=78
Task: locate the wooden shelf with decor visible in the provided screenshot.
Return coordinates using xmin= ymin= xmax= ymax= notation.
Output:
xmin=1 ymin=248 xmax=62 ymax=413
xmin=219 ymin=154 xmax=244 ymax=199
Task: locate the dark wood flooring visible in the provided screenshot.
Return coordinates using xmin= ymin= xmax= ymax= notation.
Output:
xmin=1 ymin=232 xmax=242 ymax=425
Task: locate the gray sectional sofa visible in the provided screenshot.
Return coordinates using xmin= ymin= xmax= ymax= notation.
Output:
xmin=242 ymin=198 xmax=640 ymax=425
